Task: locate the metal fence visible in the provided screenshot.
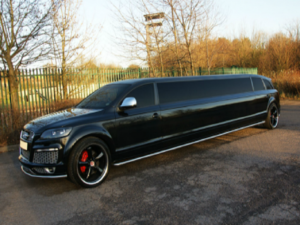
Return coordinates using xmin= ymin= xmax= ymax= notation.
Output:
xmin=0 ymin=67 xmax=257 ymax=130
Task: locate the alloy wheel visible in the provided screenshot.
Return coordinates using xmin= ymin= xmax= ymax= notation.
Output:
xmin=77 ymin=145 xmax=109 ymax=185
xmin=269 ymin=105 xmax=279 ymax=128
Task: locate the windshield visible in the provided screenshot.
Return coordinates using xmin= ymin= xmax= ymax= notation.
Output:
xmin=76 ymin=84 xmax=130 ymax=109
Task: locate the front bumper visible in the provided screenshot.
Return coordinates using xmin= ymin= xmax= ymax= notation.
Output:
xmin=19 ymin=147 xmax=67 ymax=178
xmin=21 ymin=165 xmax=67 ymax=178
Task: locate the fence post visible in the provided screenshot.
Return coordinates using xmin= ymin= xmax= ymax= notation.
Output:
xmin=138 ymin=68 xmax=141 ymax=79
xmin=222 ymin=67 xmax=225 ymax=74
xmin=172 ymin=67 xmax=175 ymax=77
xmin=97 ymin=68 xmax=100 ymax=88
xmin=199 ymin=67 xmax=201 ymax=75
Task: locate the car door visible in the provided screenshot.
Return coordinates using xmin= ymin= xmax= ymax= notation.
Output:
xmin=115 ymin=83 xmax=162 ymax=152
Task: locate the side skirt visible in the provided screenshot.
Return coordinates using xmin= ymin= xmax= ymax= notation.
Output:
xmin=113 ymin=121 xmax=265 ymax=166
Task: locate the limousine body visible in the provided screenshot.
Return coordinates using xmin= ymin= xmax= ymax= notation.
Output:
xmin=19 ymin=74 xmax=280 ymax=187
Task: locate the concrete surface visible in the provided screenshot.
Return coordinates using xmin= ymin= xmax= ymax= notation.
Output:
xmin=0 ymin=144 xmax=18 ymax=153
xmin=0 ymin=100 xmax=299 ymax=225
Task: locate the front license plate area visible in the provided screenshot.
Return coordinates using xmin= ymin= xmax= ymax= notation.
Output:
xmin=20 ymin=140 xmax=28 ymax=150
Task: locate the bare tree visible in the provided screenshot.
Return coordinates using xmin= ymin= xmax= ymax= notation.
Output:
xmin=201 ymin=8 xmax=223 ymax=74
xmin=145 ymin=14 xmax=169 ymax=76
xmin=0 ymin=0 xmax=60 ymax=128
xmin=113 ymin=0 xmax=221 ymax=76
xmin=150 ymin=0 xmax=184 ymax=75
xmin=112 ymin=0 xmax=170 ymax=76
xmin=111 ymin=0 xmax=152 ymax=72
xmin=51 ymin=0 xmax=102 ymax=99
xmin=168 ymin=0 xmax=183 ymax=75
xmin=249 ymin=29 xmax=268 ymax=69
xmin=286 ymin=19 xmax=300 ymax=42
xmin=170 ymin=0 xmax=208 ymax=75
xmin=266 ymin=33 xmax=295 ymax=71
xmin=148 ymin=0 xmax=220 ymax=75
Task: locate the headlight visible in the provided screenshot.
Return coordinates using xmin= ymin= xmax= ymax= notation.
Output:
xmin=41 ymin=127 xmax=72 ymax=139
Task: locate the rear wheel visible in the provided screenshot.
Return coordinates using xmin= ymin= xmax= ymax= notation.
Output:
xmin=68 ymin=137 xmax=110 ymax=188
xmin=264 ymin=103 xmax=279 ymax=129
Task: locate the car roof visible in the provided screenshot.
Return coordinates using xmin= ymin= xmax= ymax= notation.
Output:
xmin=112 ymin=74 xmax=270 ymax=86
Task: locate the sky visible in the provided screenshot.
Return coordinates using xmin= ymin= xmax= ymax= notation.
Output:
xmin=80 ymin=0 xmax=300 ymax=67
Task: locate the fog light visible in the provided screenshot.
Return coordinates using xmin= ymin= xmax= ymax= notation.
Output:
xmin=45 ymin=167 xmax=56 ymax=174
xmin=33 ymin=167 xmax=56 ymax=174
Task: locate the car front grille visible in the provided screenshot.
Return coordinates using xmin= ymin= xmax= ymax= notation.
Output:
xmin=33 ymin=151 xmax=58 ymax=164
xmin=21 ymin=149 xmax=30 ymax=161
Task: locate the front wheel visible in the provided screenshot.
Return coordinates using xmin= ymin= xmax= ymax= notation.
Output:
xmin=68 ymin=137 xmax=111 ymax=188
xmin=264 ymin=103 xmax=279 ymax=129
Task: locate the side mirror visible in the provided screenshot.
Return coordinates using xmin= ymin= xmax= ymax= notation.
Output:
xmin=119 ymin=97 xmax=137 ymax=110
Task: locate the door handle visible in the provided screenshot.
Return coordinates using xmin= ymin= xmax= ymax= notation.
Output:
xmin=152 ymin=113 xmax=159 ymax=119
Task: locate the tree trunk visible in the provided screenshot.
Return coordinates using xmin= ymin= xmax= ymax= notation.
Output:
xmin=62 ymin=30 xmax=68 ymax=99
xmin=61 ymin=68 xmax=68 ymax=100
xmin=7 ymin=67 xmax=20 ymax=130
xmin=184 ymin=35 xmax=194 ymax=75
xmin=206 ymin=37 xmax=211 ymax=75
xmin=146 ymin=25 xmax=155 ymax=77
xmin=187 ymin=45 xmax=195 ymax=75
xmin=170 ymin=3 xmax=183 ymax=76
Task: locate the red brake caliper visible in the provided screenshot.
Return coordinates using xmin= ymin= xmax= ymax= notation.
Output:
xmin=80 ymin=151 xmax=89 ymax=173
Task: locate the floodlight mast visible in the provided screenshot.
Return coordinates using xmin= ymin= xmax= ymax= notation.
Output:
xmin=144 ymin=12 xmax=164 ymax=76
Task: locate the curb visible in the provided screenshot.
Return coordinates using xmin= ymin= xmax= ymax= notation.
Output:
xmin=0 ymin=144 xmax=19 ymax=153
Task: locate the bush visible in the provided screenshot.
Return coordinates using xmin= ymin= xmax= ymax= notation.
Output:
xmin=264 ymin=70 xmax=300 ymax=100
xmin=0 ymin=98 xmax=82 ymax=145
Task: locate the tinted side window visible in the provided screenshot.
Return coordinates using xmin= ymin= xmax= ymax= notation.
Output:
xmin=157 ymin=82 xmax=189 ymax=104
xmin=125 ymin=84 xmax=155 ymax=108
xmin=158 ymin=78 xmax=253 ymax=104
xmin=252 ymin=78 xmax=265 ymax=91
xmin=206 ymin=78 xmax=253 ymax=97
xmin=263 ymin=79 xmax=273 ymax=90
xmin=77 ymin=84 xmax=130 ymax=109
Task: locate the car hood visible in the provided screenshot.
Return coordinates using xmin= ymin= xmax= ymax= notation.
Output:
xmin=24 ymin=108 xmax=103 ymax=134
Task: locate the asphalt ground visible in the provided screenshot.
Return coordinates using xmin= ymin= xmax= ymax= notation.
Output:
xmin=0 ymin=100 xmax=299 ymax=225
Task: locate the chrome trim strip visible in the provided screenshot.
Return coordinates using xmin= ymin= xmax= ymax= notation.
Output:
xmin=36 ymin=148 xmax=58 ymax=152
xmin=113 ymin=121 xmax=265 ymax=166
xmin=162 ymin=111 xmax=267 ymax=140
xmin=21 ymin=166 xmax=67 ymax=179
xmin=250 ymin=77 xmax=254 ymax=91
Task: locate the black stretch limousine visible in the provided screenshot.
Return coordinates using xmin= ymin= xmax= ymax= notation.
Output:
xmin=19 ymin=74 xmax=280 ymax=187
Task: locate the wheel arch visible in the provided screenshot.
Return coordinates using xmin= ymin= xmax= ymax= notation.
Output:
xmin=267 ymin=96 xmax=280 ymax=114
xmin=63 ymin=125 xmax=115 ymax=163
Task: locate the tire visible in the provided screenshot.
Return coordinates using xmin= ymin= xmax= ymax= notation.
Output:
xmin=264 ymin=103 xmax=279 ymax=129
xmin=67 ymin=137 xmax=111 ymax=188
